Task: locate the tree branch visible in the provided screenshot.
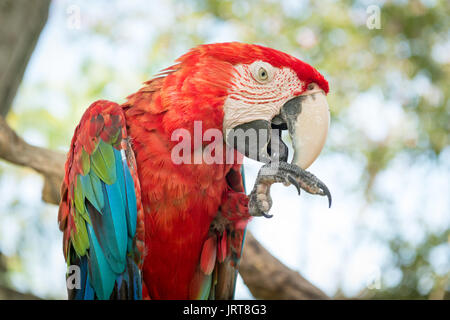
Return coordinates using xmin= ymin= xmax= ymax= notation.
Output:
xmin=240 ymin=232 xmax=329 ymax=299
xmin=0 ymin=252 xmax=41 ymax=300
xmin=0 ymin=117 xmax=329 ymax=299
xmin=0 ymin=0 xmax=51 ymax=116
xmin=0 ymin=117 xmax=65 ymax=204
xmin=0 ymin=117 xmax=65 ymax=178
xmin=0 ymin=285 xmax=42 ymax=300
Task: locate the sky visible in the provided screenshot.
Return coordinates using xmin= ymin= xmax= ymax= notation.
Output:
xmin=0 ymin=0 xmax=448 ymax=299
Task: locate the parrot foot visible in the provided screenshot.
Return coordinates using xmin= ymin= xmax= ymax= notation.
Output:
xmin=248 ymin=162 xmax=332 ymax=218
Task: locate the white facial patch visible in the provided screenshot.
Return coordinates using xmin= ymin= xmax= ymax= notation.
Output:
xmin=222 ymin=61 xmax=304 ymax=131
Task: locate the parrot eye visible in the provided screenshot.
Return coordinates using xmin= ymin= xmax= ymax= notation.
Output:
xmin=257 ymin=67 xmax=268 ymax=81
xmin=249 ymin=61 xmax=274 ymax=84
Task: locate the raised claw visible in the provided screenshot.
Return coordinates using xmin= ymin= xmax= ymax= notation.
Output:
xmin=248 ymin=162 xmax=332 ymax=217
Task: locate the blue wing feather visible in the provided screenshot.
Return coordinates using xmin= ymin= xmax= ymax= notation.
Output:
xmin=71 ymin=256 xmax=95 ymax=300
xmin=87 ymin=222 xmax=116 ymax=300
xmin=104 ymin=182 xmax=128 ymax=262
xmin=124 ymin=161 xmax=138 ymax=236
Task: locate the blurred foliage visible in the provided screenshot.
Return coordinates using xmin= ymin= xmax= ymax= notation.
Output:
xmin=0 ymin=0 xmax=448 ymax=298
xmin=371 ymin=231 xmax=450 ymax=299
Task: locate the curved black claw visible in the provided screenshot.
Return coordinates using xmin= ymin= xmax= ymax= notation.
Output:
xmin=317 ymin=180 xmax=332 ymax=208
xmin=287 ymin=175 xmax=301 ymax=195
xmin=261 ymin=212 xmax=273 ymax=219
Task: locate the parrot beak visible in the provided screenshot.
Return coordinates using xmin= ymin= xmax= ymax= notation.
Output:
xmin=225 ymin=119 xmax=288 ymax=164
xmin=225 ymin=86 xmax=329 ymax=169
xmin=280 ymin=88 xmax=330 ymax=169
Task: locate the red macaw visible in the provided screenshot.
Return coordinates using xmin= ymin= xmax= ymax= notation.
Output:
xmin=58 ymin=42 xmax=331 ymax=300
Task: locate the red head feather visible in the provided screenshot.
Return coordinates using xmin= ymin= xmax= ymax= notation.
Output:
xmin=176 ymin=42 xmax=329 ymax=94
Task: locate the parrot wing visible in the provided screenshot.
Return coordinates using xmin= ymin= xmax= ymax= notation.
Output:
xmin=189 ymin=165 xmax=249 ymax=300
xmin=58 ymin=100 xmax=145 ymax=300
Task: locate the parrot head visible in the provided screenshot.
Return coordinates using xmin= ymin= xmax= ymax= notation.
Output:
xmin=163 ymin=42 xmax=330 ymax=169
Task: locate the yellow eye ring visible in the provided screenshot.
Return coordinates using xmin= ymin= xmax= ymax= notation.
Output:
xmin=257 ymin=67 xmax=269 ymax=81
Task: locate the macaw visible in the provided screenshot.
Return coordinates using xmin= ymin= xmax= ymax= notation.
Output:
xmin=58 ymin=42 xmax=331 ymax=300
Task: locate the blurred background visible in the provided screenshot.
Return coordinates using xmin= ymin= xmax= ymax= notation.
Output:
xmin=0 ymin=0 xmax=448 ymax=299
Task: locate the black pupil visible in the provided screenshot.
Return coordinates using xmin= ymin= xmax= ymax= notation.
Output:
xmin=261 ymin=70 xmax=266 ymax=77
